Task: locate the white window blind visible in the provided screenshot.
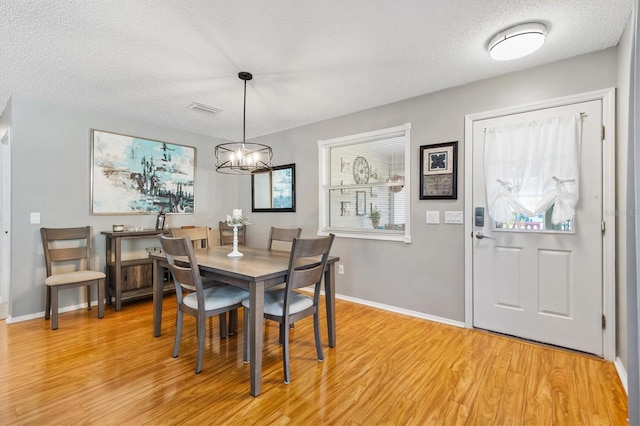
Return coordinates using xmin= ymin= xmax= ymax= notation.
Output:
xmin=318 ymin=123 xmax=411 ymax=243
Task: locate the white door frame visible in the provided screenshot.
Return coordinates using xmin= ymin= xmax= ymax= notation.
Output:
xmin=464 ymin=88 xmax=616 ymax=361
xmin=0 ymin=127 xmax=11 ymax=319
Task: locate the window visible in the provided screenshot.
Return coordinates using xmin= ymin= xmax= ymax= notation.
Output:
xmin=318 ymin=123 xmax=411 ymax=242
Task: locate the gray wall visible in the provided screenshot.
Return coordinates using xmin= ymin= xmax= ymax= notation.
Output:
xmin=6 ymin=95 xmax=239 ymax=317
xmin=3 ymin=47 xmax=629 ymax=369
xmin=243 ymin=48 xmax=620 ymax=325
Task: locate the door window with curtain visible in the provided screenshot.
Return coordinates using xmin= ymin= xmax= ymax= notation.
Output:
xmin=318 ymin=123 xmax=411 ymax=242
xmin=484 ymin=114 xmax=582 ymax=233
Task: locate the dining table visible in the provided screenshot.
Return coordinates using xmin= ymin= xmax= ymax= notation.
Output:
xmin=149 ymin=245 xmax=339 ymax=397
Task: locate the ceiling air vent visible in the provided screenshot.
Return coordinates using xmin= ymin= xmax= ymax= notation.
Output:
xmin=189 ymin=102 xmax=222 ymax=114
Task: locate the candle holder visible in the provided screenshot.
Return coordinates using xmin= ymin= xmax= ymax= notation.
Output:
xmin=225 ymin=212 xmax=250 ymax=258
xmin=227 ymin=224 xmax=244 ymax=257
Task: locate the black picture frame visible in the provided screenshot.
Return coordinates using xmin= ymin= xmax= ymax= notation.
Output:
xmin=419 ymin=141 xmax=458 ymax=200
xmin=251 ymin=163 xmax=296 ymax=212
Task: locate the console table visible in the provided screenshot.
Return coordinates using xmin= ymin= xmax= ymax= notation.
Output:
xmin=101 ymin=229 xmax=167 ymax=311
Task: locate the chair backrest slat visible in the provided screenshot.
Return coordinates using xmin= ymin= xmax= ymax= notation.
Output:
xmin=169 ymin=227 xmax=210 ymax=249
xmin=158 ymin=235 xmax=203 ymax=295
xmin=285 ymin=235 xmax=334 ymax=294
xmin=268 ymin=227 xmax=302 ymax=251
xmin=40 ymin=226 xmax=92 ymax=277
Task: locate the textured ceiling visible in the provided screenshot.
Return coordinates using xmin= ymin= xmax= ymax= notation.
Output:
xmin=0 ymin=0 xmax=633 ymax=141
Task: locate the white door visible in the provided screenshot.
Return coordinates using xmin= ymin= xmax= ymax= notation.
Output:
xmin=472 ymin=100 xmax=603 ymax=356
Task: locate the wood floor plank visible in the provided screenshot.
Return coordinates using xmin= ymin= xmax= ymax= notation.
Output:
xmin=0 ymin=297 xmax=628 ymax=425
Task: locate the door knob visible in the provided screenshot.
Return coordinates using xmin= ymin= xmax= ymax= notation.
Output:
xmin=475 ymin=232 xmax=492 ymax=239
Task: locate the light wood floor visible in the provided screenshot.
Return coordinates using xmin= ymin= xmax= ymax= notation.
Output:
xmin=0 ymin=296 xmax=628 ymax=425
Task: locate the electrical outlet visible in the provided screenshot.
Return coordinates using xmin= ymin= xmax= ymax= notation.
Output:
xmin=338 ymin=264 xmax=344 ymax=275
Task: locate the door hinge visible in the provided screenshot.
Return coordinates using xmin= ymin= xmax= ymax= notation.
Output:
xmin=601 ymin=125 xmax=605 ymax=140
xmin=601 ymin=220 xmax=606 ymax=234
xmin=602 ymin=315 xmax=606 ymax=329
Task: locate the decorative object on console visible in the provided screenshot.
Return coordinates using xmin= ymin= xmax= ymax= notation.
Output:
xmin=225 ymin=209 xmax=251 ymax=257
xmin=155 ymin=207 xmax=166 ymax=230
xmin=214 ymin=72 xmax=273 ymax=174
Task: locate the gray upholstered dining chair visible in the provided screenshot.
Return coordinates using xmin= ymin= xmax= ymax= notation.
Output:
xmin=158 ymin=235 xmax=248 ymax=374
xmin=243 ymin=234 xmax=335 ymax=384
xmin=267 ymin=226 xmax=303 ymax=331
xmin=267 ymin=227 xmax=302 ymax=251
xmin=169 ymin=226 xmax=237 ymax=337
xmin=40 ymin=226 xmax=106 ymax=330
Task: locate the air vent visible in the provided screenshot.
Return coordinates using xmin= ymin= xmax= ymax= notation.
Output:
xmin=189 ymin=102 xmax=222 ymax=114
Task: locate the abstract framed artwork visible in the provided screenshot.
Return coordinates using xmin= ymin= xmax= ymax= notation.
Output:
xmin=90 ymin=129 xmax=196 ymax=215
xmin=251 ymin=163 xmax=296 ymax=212
xmin=419 ymin=141 xmax=458 ymax=200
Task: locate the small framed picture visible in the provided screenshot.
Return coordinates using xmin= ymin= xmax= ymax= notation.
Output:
xmin=356 ymin=191 xmax=366 ymax=216
xmin=419 ymin=141 xmax=458 ymax=200
xmin=341 ymin=201 xmax=351 ymax=216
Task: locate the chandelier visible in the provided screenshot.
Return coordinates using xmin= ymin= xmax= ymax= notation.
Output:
xmin=215 ymin=72 xmax=273 ymax=174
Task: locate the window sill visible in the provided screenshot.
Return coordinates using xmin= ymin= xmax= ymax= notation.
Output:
xmin=318 ymin=228 xmax=411 ymax=243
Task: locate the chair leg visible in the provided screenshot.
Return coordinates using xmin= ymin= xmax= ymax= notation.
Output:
xmin=243 ymin=307 xmax=249 ymax=363
xmin=45 ymin=285 xmax=51 ymax=320
xmin=228 ymin=309 xmax=238 ymax=335
xmin=86 ymin=285 xmax=91 ymax=311
xmin=219 ymin=313 xmax=228 ymax=339
xmin=313 ymin=312 xmax=324 ymax=361
xmin=97 ymin=279 xmax=105 ymax=319
xmin=51 ymin=286 xmax=59 ymax=330
xmin=283 ymin=318 xmax=291 ymax=384
xmin=195 ymin=314 xmax=205 ymax=374
xmin=173 ymin=310 xmax=183 ymax=358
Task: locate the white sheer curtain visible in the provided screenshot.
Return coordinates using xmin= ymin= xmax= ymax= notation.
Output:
xmin=484 ymin=114 xmax=582 ymax=224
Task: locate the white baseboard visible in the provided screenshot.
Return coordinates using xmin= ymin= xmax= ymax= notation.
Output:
xmin=614 ymin=356 xmax=629 ymax=395
xmin=6 ymin=300 xmax=100 ymax=324
xmin=320 ymin=289 xmax=465 ymax=328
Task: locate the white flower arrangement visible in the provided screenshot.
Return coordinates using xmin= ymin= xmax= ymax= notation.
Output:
xmin=226 ymin=214 xmax=251 ymax=226
xmin=226 ymin=209 xmax=251 ymax=225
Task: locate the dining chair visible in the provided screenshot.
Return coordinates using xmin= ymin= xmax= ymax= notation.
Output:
xmin=169 ymin=226 xmax=238 ymax=337
xmin=243 ymin=234 xmax=335 ymax=384
xmin=40 ymin=226 xmax=106 ymax=330
xmin=159 ymin=235 xmax=248 ymax=374
xmin=267 ymin=227 xmax=302 ymax=251
xmin=267 ymin=227 xmax=302 ymax=331
xmin=169 ymin=226 xmax=210 ymax=249
xmin=219 ymin=221 xmax=246 ymax=246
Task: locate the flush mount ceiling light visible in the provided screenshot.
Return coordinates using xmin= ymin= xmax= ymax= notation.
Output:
xmin=214 ymin=72 xmax=273 ymax=174
xmin=488 ymin=22 xmax=547 ymax=61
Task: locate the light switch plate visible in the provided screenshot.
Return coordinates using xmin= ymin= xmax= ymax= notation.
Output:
xmin=30 ymin=212 xmax=41 ymax=224
xmin=444 ymin=211 xmax=463 ymax=224
xmin=426 ymin=211 xmax=440 ymax=224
